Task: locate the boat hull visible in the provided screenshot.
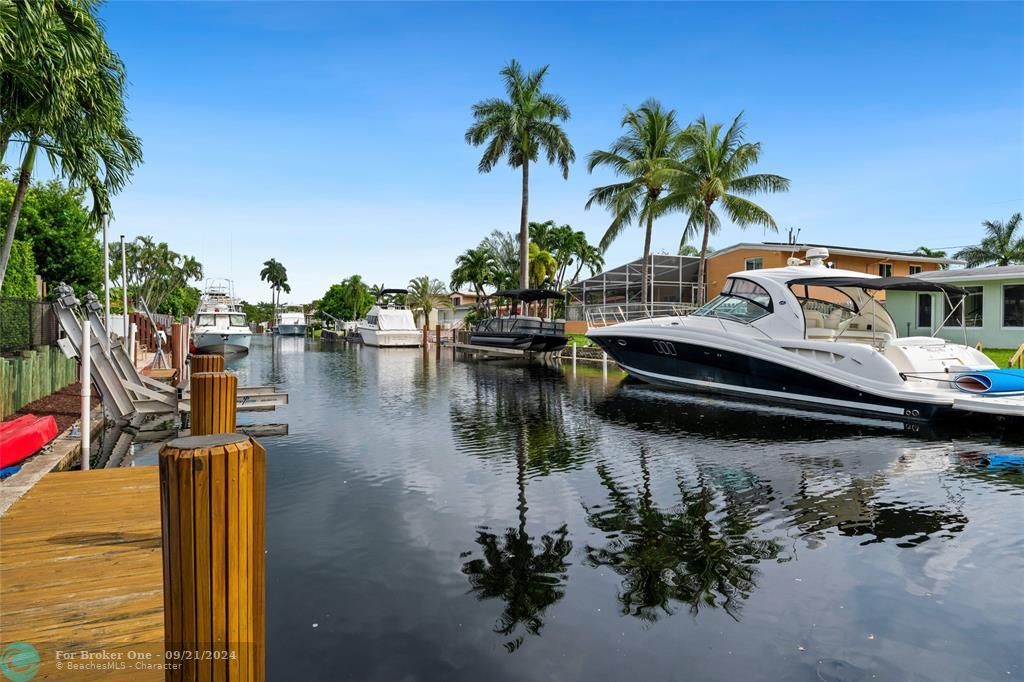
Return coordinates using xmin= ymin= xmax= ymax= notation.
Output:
xmin=590 ymin=333 xmax=948 ymax=420
xmin=193 ymin=331 xmax=252 ymax=355
xmin=469 ymin=333 xmax=569 ymax=353
xmin=0 ymin=414 xmax=58 ymax=467
xmin=274 ymin=324 xmax=307 ymax=336
xmin=358 ymin=328 xmax=421 ymax=347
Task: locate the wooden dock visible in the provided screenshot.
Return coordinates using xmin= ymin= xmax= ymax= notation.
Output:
xmin=0 ymin=467 xmax=164 ymax=680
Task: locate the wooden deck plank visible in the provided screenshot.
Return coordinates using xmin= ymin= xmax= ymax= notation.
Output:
xmin=0 ymin=467 xmax=164 ymax=680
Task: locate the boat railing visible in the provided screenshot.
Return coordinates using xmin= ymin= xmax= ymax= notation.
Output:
xmin=479 ymin=317 xmax=566 ymax=336
xmin=585 ymin=303 xmax=696 ymax=327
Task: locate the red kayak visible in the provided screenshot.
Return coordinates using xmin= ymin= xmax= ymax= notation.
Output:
xmin=0 ymin=414 xmax=59 ymax=468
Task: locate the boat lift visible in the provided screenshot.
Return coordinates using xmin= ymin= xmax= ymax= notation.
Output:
xmin=53 ymin=283 xmax=288 ymax=467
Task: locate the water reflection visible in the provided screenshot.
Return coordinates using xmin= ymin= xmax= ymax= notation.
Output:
xmin=584 ymin=447 xmax=780 ymax=621
xmin=788 ymin=472 xmax=968 ymax=547
xmin=450 ymin=363 xmax=598 ymax=475
xmin=454 ymin=366 xmax=578 ymax=652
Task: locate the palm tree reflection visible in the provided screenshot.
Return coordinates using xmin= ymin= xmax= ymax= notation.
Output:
xmin=461 ymin=423 xmax=573 ymax=652
xmin=584 ymin=449 xmax=780 ymax=622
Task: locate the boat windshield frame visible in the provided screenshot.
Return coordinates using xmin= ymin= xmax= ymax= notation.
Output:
xmin=693 ymin=277 xmax=774 ymax=324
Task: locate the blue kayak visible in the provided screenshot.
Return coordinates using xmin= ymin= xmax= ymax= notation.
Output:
xmin=954 ymin=369 xmax=1024 ymax=394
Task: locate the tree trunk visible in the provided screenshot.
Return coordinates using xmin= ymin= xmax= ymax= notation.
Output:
xmin=696 ymin=204 xmax=712 ymax=305
xmin=640 ymin=206 xmax=654 ymax=307
xmin=519 ymin=160 xmax=530 ymax=289
xmin=0 ymin=141 xmax=37 ymax=291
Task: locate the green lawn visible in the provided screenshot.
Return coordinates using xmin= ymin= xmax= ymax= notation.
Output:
xmin=567 ymin=333 xmax=594 ymax=348
xmin=983 ymin=348 xmax=1019 ymax=368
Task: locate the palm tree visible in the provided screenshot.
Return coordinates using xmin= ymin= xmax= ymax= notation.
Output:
xmin=568 ymin=242 xmax=604 ymax=285
xmin=451 ymin=246 xmax=495 ymax=300
xmin=260 ymin=259 xmax=289 ymax=325
xmin=914 ymin=245 xmax=947 ymax=258
xmin=480 ymin=230 xmax=521 ymax=291
xmin=466 ymin=60 xmax=575 ymax=289
xmin=1 ymin=0 xmax=142 ymax=289
xmin=586 ymin=100 xmax=682 ymax=306
xmin=660 ymin=113 xmax=789 ymax=304
xmin=955 ymin=213 xmax=1023 ymax=267
xmin=406 ymin=275 xmax=450 ymax=328
xmin=527 ymin=242 xmax=557 ymax=289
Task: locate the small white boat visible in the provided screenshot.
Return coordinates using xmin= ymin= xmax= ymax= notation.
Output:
xmin=588 ymin=248 xmax=1024 ymax=420
xmin=274 ymin=310 xmax=307 ymax=336
xmin=357 ymin=288 xmax=421 ymax=347
xmin=193 ymin=280 xmax=252 ymax=355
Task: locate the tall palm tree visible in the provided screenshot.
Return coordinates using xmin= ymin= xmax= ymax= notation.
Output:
xmin=406 ymin=275 xmax=450 ymax=328
xmin=660 ymin=113 xmax=789 ymax=304
xmin=451 ymin=246 xmax=495 ymax=300
xmin=0 ymin=0 xmax=142 ymax=289
xmin=259 ymin=259 xmax=289 ymax=325
xmin=568 ymin=242 xmax=604 ymax=285
xmin=586 ymin=100 xmax=682 ymax=306
xmin=466 ymin=60 xmax=575 ymax=289
xmin=955 ymin=213 xmax=1023 ymax=267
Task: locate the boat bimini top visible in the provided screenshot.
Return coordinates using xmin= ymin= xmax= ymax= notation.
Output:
xmin=489 ymin=288 xmax=565 ymax=302
xmin=692 ymin=251 xmax=971 ymax=346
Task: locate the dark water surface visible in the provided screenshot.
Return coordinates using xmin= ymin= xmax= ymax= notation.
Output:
xmin=226 ymin=337 xmax=1021 ymax=681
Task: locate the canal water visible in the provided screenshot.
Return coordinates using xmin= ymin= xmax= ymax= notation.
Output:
xmin=223 ymin=336 xmax=1020 ymax=681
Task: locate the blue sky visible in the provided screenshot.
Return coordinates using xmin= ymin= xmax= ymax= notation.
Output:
xmin=92 ymin=1 xmax=1023 ymax=303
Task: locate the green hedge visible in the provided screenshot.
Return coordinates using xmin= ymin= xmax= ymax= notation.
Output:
xmin=0 ymin=238 xmax=38 ymax=299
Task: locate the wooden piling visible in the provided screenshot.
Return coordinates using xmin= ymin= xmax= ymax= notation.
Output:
xmin=190 ymin=372 xmax=237 ymax=436
xmin=422 ymin=324 xmax=428 ymax=347
xmin=192 ymin=354 xmax=225 ymax=373
xmin=435 ymin=324 xmax=441 ymax=346
xmin=159 ymin=433 xmax=266 ymax=681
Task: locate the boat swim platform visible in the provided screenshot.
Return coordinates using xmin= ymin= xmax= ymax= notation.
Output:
xmin=0 ymin=467 xmax=164 ymax=680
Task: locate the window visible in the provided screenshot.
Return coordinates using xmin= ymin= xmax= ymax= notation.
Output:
xmin=916 ymin=293 xmax=932 ymax=328
xmin=909 ymin=265 xmax=923 ymax=275
xmin=744 ymin=257 xmax=763 ymax=271
xmin=944 ymin=287 xmax=983 ymax=327
xmin=230 ymin=314 xmax=247 ymax=327
xmin=694 ymin=278 xmax=773 ymax=323
xmin=196 ymin=314 xmax=215 ymax=326
xmin=452 ymin=297 xmax=462 ymax=306
xmin=878 ymin=263 xmax=893 ymax=277
xmin=1004 ymin=284 xmax=1024 ymax=328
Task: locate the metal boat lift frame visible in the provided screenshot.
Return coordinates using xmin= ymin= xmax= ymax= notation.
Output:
xmin=52 ymin=284 xmax=288 ymax=467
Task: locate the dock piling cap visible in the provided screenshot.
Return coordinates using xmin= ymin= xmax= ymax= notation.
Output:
xmin=167 ymin=433 xmax=249 ymax=449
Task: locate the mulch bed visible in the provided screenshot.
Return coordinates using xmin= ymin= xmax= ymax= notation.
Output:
xmin=11 ymin=383 xmax=100 ymax=433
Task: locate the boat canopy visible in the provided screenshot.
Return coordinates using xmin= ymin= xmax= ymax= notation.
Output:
xmin=789 ymin=275 xmax=967 ymax=295
xmin=490 ymin=288 xmax=564 ymax=302
xmin=378 ymin=288 xmax=408 ymax=296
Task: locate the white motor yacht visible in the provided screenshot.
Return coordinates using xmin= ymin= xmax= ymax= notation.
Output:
xmin=193 ymin=280 xmax=252 ymax=355
xmin=357 ymin=288 xmax=421 ymax=347
xmin=274 ymin=310 xmax=308 ymax=336
xmin=588 ymin=249 xmax=1023 ymax=420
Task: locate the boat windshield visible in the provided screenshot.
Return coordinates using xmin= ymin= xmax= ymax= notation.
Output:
xmin=196 ymin=313 xmax=247 ymax=327
xmin=693 ymin=278 xmax=773 ymax=323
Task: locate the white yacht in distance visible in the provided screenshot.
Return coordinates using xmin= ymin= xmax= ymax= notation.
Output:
xmin=192 ymin=280 xmax=252 ymax=355
xmin=357 ymin=288 xmax=421 ymax=347
xmin=588 ymin=248 xmax=1024 ymax=420
xmin=274 ymin=309 xmax=308 ymax=336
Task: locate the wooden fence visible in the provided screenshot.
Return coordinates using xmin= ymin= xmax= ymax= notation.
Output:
xmin=0 ymin=347 xmax=79 ymax=419
xmin=130 ymin=311 xmax=170 ymax=352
